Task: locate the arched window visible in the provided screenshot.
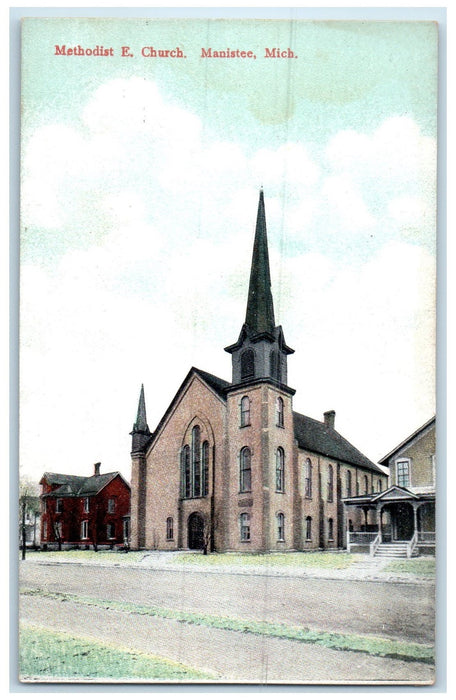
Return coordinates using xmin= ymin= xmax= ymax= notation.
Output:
xmin=364 ymin=474 xmax=369 ymax=495
xmin=239 ymin=447 xmax=252 ymax=493
xmin=346 ymin=470 xmax=352 ymax=497
xmin=241 ymin=349 xmax=255 ymax=379
xmin=306 ymin=516 xmax=312 ymax=541
xmin=305 ymin=459 xmax=312 ymax=498
xmin=276 ymin=397 xmax=284 ymax=428
xmin=166 ymin=517 xmax=174 ymax=540
xmin=328 ymin=517 xmax=334 ymax=541
xmin=181 ymin=445 xmax=191 ymax=498
xmin=202 ymin=441 xmax=209 ymax=496
xmin=277 ymin=512 xmax=285 ymax=541
xmin=276 ymin=447 xmax=285 ymax=492
xmin=240 ymin=396 xmax=250 ymax=427
xmin=192 ymin=426 xmax=201 ymax=497
xmin=270 ymin=350 xmax=281 ymax=382
xmin=327 ymin=464 xmax=334 ymax=502
xmin=240 ymin=512 xmax=250 ymax=541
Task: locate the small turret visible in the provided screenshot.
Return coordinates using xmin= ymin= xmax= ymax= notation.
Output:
xmin=130 ymin=384 xmax=151 ymax=453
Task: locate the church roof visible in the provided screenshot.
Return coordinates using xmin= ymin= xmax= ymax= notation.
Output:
xmin=293 ymin=412 xmax=385 ymax=474
xmin=41 ymin=471 xmax=129 ymax=497
xmin=192 ymin=367 xmax=231 ymax=398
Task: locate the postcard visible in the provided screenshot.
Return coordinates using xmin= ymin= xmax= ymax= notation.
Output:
xmin=18 ymin=15 xmax=438 ymax=685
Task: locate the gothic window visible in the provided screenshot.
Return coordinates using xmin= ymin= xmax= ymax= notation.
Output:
xmin=396 ymin=459 xmax=410 ymax=488
xmin=241 ymin=349 xmax=255 ymax=379
xmin=364 ymin=475 xmax=369 ymax=495
xmin=277 ymin=512 xmax=285 ymax=541
xmin=192 ymin=425 xmax=201 ymax=497
xmin=166 ymin=517 xmax=174 ymax=540
xmin=346 ymin=470 xmax=352 ymax=497
xmin=202 ymin=441 xmax=209 ymax=496
xmin=305 ymin=516 xmax=312 ymax=541
xmin=305 ymin=459 xmax=312 ymax=499
xmin=276 ymin=397 xmax=284 ymax=427
xmin=328 ymin=517 xmax=334 ymax=541
xmin=276 ymin=447 xmax=285 ymax=492
xmin=327 ymin=464 xmax=334 ymax=502
xmin=181 ymin=445 xmax=191 ymax=498
xmin=240 ymin=512 xmax=250 ymax=541
xmin=239 ymin=447 xmax=252 ymax=493
xmin=240 ymin=396 xmax=251 ymax=427
xmin=270 ymin=349 xmax=281 ymax=382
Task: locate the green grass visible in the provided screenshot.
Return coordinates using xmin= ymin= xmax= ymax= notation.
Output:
xmin=21 ymin=588 xmax=434 ymax=665
xmin=177 ymin=551 xmax=357 ymax=569
xmin=384 ymin=559 xmax=436 ymax=577
xmin=24 ymin=549 xmax=145 ymax=564
xmin=19 ymin=624 xmax=215 ymax=681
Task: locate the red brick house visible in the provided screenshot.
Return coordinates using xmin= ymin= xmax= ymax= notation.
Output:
xmin=40 ymin=463 xmax=130 ymax=550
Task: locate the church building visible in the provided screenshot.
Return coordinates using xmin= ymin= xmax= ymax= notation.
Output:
xmin=129 ymin=190 xmax=386 ymax=552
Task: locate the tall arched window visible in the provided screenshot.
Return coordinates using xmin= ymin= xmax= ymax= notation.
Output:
xmin=276 ymin=397 xmax=284 ymax=428
xmin=364 ymin=474 xmax=369 ymax=495
xmin=166 ymin=517 xmax=174 ymax=540
xmin=346 ymin=470 xmax=352 ymax=497
xmin=305 ymin=459 xmax=312 ymax=498
xmin=328 ymin=517 xmax=334 ymax=541
xmin=277 ymin=512 xmax=285 ymax=541
xmin=181 ymin=445 xmax=191 ymax=498
xmin=241 ymin=349 xmax=255 ymax=379
xmin=276 ymin=447 xmax=285 ymax=492
xmin=327 ymin=464 xmax=334 ymax=502
xmin=270 ymin=350 xmax=281 ymax=382
xmin=192 ymin=426 xmax=201 ymax=497
xmin=240 ymin=396 xmax=250 ymax=427
xmin=306 ymin=516 xmax=312 ymax=541
xmin=240 ymin=512 xmax=250 ymax=541
xmin=202 ymin=441 xmax=209 ymax=496
xmin=239 ymin=447 xmax=252 ymax=493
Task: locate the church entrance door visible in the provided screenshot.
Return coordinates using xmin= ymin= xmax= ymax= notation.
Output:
xmin=188 ymin=512 xmax=205 ymax=550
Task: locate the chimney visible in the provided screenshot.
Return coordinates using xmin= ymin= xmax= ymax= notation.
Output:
xmin=94 ymin=462 xmax=101 ymax=476
xmin=324 ymin=411 xmax=335 ymax=430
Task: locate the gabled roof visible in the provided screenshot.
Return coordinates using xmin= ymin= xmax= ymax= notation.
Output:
xmin=41 ymin=471 xmax=130 ymax=497
xmin=379 ymin=416 xmax=435 ymax=466
xmin=293 ymin=412 xmax=385 ymax=474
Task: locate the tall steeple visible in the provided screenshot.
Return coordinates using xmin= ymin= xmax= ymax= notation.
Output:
xmin=245 ymin=189 xmax=276 ymax=336
xmin=130 ymin=384 xmax=151 ymax=452
xmin=225 ymin=190 xmax=294 ymax=387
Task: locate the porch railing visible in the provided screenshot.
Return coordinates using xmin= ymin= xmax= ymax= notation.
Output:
xmin=369 ymin=532 xmax=381 ymax=558
xmin=406 ymin=530 xmax=418 ymax=558
xmin=347 ymin=531 xmax=379 ymax=553
xmin=418 ymin=531 xmax=435 ymax=543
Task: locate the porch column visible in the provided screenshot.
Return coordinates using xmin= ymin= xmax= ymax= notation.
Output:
xmin=376 ymin=504 xmax=383 ymax=543
xmin=412 ymin=502 xmax=419 ymax=537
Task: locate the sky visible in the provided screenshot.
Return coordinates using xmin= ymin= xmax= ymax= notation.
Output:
xmin=19 ymin=17 xmax=438 ymax=484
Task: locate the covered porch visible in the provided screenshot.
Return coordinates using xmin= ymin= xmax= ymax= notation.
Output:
xmin=343 ymin=486 xmax=435 ymax=558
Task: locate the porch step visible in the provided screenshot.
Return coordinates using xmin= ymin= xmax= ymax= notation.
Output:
xmin=374 ymin=543 xmax=410 ymax=558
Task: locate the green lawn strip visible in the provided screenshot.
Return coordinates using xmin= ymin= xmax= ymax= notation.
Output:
xmin=20 ymin=623 xmax=215 ymax=681
xmin=24 ymin=550 xmax=145 ymax=564
xmin=21 ymin=588 xmax=434 ymax=665
xmin=176 ymin=552 xmax=357 ymax=569
xmin=383 ymin=559 xmax=436 ymax=577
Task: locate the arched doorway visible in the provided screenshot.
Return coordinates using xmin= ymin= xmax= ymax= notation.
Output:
xmin=188 ymin=512 xmax=205 ymax=550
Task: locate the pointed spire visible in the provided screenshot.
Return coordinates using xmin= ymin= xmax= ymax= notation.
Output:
xmin=245 ymin=189 xmax=276 ymax=336
xmin=132 ymin=384 xmax=149 ymax=433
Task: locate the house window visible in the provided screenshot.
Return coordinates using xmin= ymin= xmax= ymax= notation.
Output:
xmin=42 ymin=499 xmax=47 ymax=514
xmin=240 ymin=396 xmax=251 ymax=427
xmin=43 ymin=521 xmax=48 ymax=539
xmin=276 ymin=397 xmax=284 ymax=428
xmin=54 ymin=521 xmax=63 ymax=540
xmin=81 ymin=520 xmax=89 ymax=540
xmin=396 ymin=460 xmax=410 ymax=488
xmin=107 ymin=498 xmax=115 ymax=514
xmin=328 ymin=517 xmax=334 ymax=541
xmin=107 ymin=522 xmax=115 ymax=539
xmin=276 ymin=447 xmax=285 ymax=492
xmin=192 ymin=425 xmax=201 ymax=497
xmin=378 ymin=478 xmax=382 ymax=492
xmin=166 ymin=517 xmax=174 ymax=540
xmin=305 ymin=459 xmax=312 ymax=499
xmin=240 ymin=447 xmax=252 ymax=493
xmin=305 ymin=516 xmax=312 ymax=541
xmin=240 ymin=512 xmax=250 ymax=542
xmin=270 ymin=349 xmax=281 ymax=382
xmin=277 ymin=512 xmax=285 ymax=541
xmin=327 ymin=464 xmax=334 ymax=502
xmin=123 ymin=518 xmax=130 ymax=542
xmin=241 ymin=349 xmax=255 ymax=379
xmin=364 ymin=475 xmax=369 ymax=495
xmin=83 ymin=497 xmax=90 ymax=513
xmin=56 ymin=498 xmax=63 ymax=513
xmin=346 ymin=470 xmax=352 ymax=497
xmin=202 ymin=441 xmax=209 ymax=496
